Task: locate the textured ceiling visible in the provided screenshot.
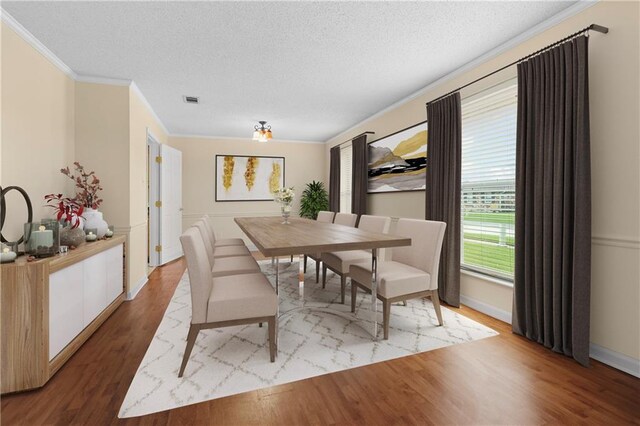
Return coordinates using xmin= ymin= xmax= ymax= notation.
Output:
xmin=3 ymin=1 xmax=577 ymax=141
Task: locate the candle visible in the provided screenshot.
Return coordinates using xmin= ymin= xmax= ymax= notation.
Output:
xmin=86 ymin=231 xmax=97 ymax=242
xmin=31 ymin=225 xmax=53 ymax=248
xmin=1 ymin=247 xmax=17 ymax=263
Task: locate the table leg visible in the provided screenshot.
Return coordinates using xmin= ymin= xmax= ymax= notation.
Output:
xmin=298 ymin=254 xmax=305 ymax=299
xmin=275 ymin=257 xmax=279 ymax=295
xmin=371 ymin=248 xmax=378 ymax=340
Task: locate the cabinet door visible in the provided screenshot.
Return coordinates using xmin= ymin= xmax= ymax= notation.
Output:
xmin=106 ymin=244 xmax=124 ymax=304
xmin=83 ymin=251 xmax=108 ymax=327
xmin=49 ymin=262 xmax=84 ymax=360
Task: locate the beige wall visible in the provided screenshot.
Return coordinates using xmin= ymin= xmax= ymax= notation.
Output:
xmin=1 ymin=22 xmax=75 ymax=240
xmin=1 ymin=18 xmax=169 ymax=293
xmin=128 ymin=88 xmax=168 ymax=291
xmin=168 ymin=137 xmax=326 ymax=243
xmin=74 ymin=82 xmax=130 ymax=227
xmin=326 ymin=1 xmax=640 ymax=362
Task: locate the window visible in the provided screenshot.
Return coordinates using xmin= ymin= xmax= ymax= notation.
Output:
xmin=461 ymin=80 xmax=517 ymax=281
xmin=339 ymin=143 xmax=352 ymax=213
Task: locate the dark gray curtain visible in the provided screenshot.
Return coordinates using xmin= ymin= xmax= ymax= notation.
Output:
xmin=351 ymin=134 xmax=368 ymax=216
xmin=513 ymin=35 xmax=591 ymax=366
xmin=329 ymin=146 xmax=341 ymax=212
xmin=425 ymin=93 xmax=461 ymax=307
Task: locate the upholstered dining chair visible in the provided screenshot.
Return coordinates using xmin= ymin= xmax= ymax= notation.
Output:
xmin=178 ymin=227 xmax=277 ymax=377
xmin=302 ymin=210 xmax=336 ymax=281
xmin=201 ymin=215 xmax=245 ymax=247
xmin=321 ymin=215 xmax=391 ymax=303
xmin=193 ymin=221 xmax=250 ymax=258
xmin=192 ymin=222 xmax=260 ymax=278
xmin=333 ymin=212 xmax=358 ymax=227
xmin=349 ymin=218 xmax=447 ymax=340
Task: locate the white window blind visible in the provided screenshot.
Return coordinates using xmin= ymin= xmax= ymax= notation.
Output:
xmin=461 ymin=80 xmax=517 ymax=281
xmin=340 ymin=144 xmax=352 ymax=213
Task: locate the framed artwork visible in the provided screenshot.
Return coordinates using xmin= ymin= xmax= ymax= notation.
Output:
xmin=368 ymin=121 xmax=428 ymax=193
xmin=215 ymin=155 xmax=285 ymax=201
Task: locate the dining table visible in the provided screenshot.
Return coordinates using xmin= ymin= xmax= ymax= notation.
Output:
xmin=234 ymin=216 xmax=411 ymax=339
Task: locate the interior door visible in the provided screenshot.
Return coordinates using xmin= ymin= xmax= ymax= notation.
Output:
xmin=159 ymin=144 xmax=183 ymax=264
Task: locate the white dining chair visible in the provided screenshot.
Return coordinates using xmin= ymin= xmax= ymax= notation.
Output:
xmin=178 ymin=228 xmax=277 ymax=377
xmin=303 ymin=210 xmax=337 ymax=282
xmin=321 ymin=215 xmax=391 ymax=303
xmin=349 ymin=218 xmax=447 ymax=339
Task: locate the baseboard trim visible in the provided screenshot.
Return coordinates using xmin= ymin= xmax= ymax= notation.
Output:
xmin=590 ymin=343 xmax=640 ymax=378
xmin=127 ymin=276 xmax=149 ymax=300
xmin=460 ymin=294 xmax=512 ymax=324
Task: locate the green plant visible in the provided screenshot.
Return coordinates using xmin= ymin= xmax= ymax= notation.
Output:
xmin=299 ymin=181 xmax=329 ymax=219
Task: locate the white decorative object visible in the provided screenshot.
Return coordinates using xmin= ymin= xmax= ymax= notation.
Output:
xmin=273 ymin=186 xmax=295 ymax=224
xmin=83 ymin=208 xmax=108 ymax=238
xmin=1 ymin=247 xmax=17 ymax=263
xmin=32 ymin=225 xmax=54 ymax=247
xmin=118 ymin=260 xmax=497 ymax=418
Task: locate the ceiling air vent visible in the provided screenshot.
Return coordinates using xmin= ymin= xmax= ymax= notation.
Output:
xmin=183 ymin=96 xmax=199 ymax=104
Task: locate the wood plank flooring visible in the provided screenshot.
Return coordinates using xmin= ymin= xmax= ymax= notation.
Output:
xmin=2 ymin=256 xmax=639 ymax=425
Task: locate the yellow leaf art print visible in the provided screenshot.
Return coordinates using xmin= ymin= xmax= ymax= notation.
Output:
xmin=269 ymin=162 xmax=281 ymax=193
xmin=215 ymin=155 xmax=284 ymax=201
xmin=244 ymin=157 xmax=258 ymax=190
xmin=223 ymin=156 xmax=235 ymax=190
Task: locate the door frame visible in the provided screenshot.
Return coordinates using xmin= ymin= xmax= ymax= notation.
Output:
xmin=147 ymin=129 xmax=161 ymax=267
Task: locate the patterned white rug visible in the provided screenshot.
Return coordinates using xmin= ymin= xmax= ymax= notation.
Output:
xmin=119 ymin=260 xmax=497 ymax=418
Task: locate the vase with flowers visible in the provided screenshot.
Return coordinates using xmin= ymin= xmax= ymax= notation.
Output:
xmin=61 ymin=162 xmax=108 ymax=238
xmin=273 ymin=186 xmax=295 ymax=224
xmin=45 ymin=194 xmax=86 ymax=247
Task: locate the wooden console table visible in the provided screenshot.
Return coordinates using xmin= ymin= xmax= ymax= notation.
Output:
xmin=1 ymin=235 xmax=127 ymax=394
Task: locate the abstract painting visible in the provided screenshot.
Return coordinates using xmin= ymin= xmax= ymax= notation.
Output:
xmin=368 ymin=121 xmax=427 ymax=193
xmin=215 ymin=155 xmax=285 ymax=201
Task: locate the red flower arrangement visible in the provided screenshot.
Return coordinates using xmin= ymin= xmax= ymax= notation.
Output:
xmin=44 ymin=194 xmax=84 ymax=229
xmin=61 ymin=162 xmax=103 ymax=209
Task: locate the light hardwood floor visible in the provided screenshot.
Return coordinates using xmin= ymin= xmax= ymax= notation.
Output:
xmin=1 ymin=256 xmax=638 ymax=425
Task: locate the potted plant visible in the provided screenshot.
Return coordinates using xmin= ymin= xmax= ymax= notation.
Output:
xmin=44 ymin=194 xmax=86 ymax=247
xmin=299 ymin=181 xmax=329 ymax=220
xmin=61 ymin=162 xmax=108 ymax=238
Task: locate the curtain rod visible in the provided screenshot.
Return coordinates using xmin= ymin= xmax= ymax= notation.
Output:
xmin=333 ymin=131 xmax=375 ymax=149
xmin=426 ymin=23 xmax=609 ymax=107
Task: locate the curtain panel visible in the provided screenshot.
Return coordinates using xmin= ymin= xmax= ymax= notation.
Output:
xmin=425 ymin=92 xmax=462 ymax=307
xmin=513 ymin=35 xmax=591 ymax=366
xmin=329 ymin=146 xmax=341 ymax=212
xmin=351 ymin=134 xmax=368 ymax=217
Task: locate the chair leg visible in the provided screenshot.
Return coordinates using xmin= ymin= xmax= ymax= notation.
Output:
xmin=178 ymin=324 xmax=199 ymax=377
xmin=290 ymin=255 xmax=293 ymax=262
xmin=431 ymin=290 xmax=444 ymax=326
xmin=304 ymin=255 xmax=308 ymax=272
xmin=316 ymin=260 xmax=320 ymax=283
xmin=383 ymin=301 xmax=391 ymax=340
xmin=340 ymin=275 xmax=346 ymax=304
xmin=259 ymin=322 xmax=262 ymax=327
xmin=351 ymin=281 xmax=357 ymax=313
xmin=268 ymin=317 xmax=276 ymax=362
xmin=322 ymin=264 xmax=327 ymax=288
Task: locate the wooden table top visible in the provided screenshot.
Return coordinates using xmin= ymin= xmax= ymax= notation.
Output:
xmin=234 ymin=216 xmax=411 ymax=257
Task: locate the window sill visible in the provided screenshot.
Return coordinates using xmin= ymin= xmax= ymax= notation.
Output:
xmin=460 ymin=269 xmax=514 ymax=288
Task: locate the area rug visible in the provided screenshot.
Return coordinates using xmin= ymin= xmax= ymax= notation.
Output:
xmin=119 ymin=260 xmax=497 ymax=418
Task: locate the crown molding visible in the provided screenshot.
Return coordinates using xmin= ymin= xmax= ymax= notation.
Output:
xmin=1 ymin=7 xmax=77 ymax=79
xmin=75 ymin=74 xmax=132 ymax=86
xmin=324 ymin=0 xmax=600 ymax=143
xmin=169 ymin=133 xmax=325 ymax=145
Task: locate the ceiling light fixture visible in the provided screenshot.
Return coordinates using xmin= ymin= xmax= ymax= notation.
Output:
xmin=252 ymin=120 xmax=272 ymax=143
